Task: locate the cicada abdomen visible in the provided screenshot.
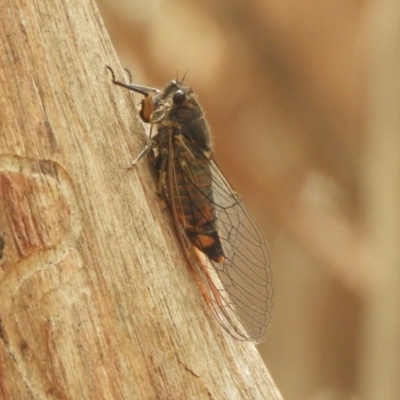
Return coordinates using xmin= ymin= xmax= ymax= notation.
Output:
xmin=171 ymin=141 xmax=225 ymax=264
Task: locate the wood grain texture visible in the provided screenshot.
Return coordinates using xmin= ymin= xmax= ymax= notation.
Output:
xmin=0 ymin=0 xmax=282 ymax=399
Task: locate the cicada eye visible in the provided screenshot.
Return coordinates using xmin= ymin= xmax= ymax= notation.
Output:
xmin=173 ymin=89 xmax=186 ymax=105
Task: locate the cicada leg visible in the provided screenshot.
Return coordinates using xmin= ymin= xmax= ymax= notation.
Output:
xmin=127 ymin=140 xmax=157 ymax=171
xmin=106 ymin=66 xmax=160 ymax=96
xmin=157 ymin=148 xmax=169 ymax=195
xmin=106 ymin=66 xmax=160 ymax=123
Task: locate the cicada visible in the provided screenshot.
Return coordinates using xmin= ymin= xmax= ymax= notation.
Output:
xmin=107 ymin=67 xmax=273 ymax=341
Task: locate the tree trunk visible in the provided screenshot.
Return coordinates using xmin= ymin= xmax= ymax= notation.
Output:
xmin=0 ymin=0 xmax=282 ymax=398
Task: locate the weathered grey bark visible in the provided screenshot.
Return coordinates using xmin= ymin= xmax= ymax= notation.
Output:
xmin=0 ymin=0 xmax=282 ymax=398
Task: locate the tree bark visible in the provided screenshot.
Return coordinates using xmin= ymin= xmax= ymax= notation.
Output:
xmin=0 ymin=0 xmax=282 ymax=399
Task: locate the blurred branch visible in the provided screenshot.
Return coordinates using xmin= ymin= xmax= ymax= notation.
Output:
xmin=358 ymin=1 xmax=400 ymax=398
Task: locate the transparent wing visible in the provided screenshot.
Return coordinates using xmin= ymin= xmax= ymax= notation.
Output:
xmin=170 ymin=151 xmax=273 ymax=342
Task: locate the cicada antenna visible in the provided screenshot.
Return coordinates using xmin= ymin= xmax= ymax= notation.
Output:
xmin=175 ymin=68 xmax=190 ymax=85
xmin=181 ymin=67 xmax=190 ymax=84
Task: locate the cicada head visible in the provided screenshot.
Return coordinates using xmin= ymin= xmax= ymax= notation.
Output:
xmin=158 ymin=80 xmax=200 ymax=121
xmin=150 ymin=80 xmax=213 ymax=153
xmin=138 ymin=80 xmax=199 ymax=125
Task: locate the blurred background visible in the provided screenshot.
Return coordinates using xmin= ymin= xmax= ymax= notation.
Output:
xmin=96 ymin=1 xmax=400 ymax=399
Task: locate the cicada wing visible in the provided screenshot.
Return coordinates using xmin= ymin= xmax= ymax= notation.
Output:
xmin=208 ymin=160 xmax=273 ymax=341
xmin=169 ymin=146 xmax=272 ymax=341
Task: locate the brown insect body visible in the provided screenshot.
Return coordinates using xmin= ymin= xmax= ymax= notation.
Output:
xmin=107 ymin=67 xmax=272 ymax=341
xmin=150 ymin=81 xmax=225 ymax=263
